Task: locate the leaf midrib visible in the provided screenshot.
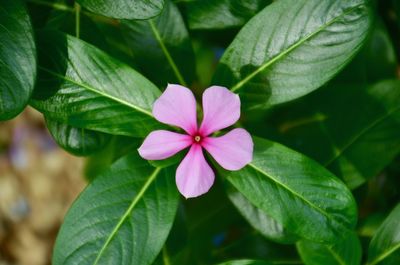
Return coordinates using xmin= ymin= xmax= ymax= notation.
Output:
xmin=92 ymin=167 xmax=161 ymax=265
xmin=326 ymin=246 xmax=346 ymax=265
xmin=246 ymin=162 xmax=347 ymax=232
xmin=325 ymin=105 xmax=400 ymax=167
xmin=368 ymin=242 xmax=400 ymax=265
xmin=148 ymin=19 xmax=187 ymax=86
xmin=230 ymin=3 xmax=366 ymax=92
xmin=38 ymin=65 xmax=154 ymax=117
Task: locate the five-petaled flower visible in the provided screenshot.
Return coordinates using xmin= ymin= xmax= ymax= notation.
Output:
xmin=138 ymin=84 xmax=254 ymax=198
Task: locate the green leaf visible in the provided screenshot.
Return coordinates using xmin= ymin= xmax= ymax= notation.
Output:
xmin=148 ymin=151 xmax=185 ymax=168
xmin=121 ymin=0 xmax=195 ymax=87
xmin=31 ymin=31 xmax=163 ymax=137
xmin=46 ymin=9 xmax=110 ymax=52
xmin=76 ymin=0 xmax=164 ymax=19
xmin=216 ymin=260 xmax=272 ymax=265
xmin=247 ymin=80 xmax=400 ymax=189
xmin=83 ymin=136 xmax=141 ymax=181
xmin=0 ymin=0 xmax=36 ymax=120
xmin=362 ymin=19 xmax=398 ymax=83
xmin=367 ymin=204 xmax=400 ymax=265
xmin=227 ymin=185 xmax=298 ymax=244
xmin=330 ymin=18 xmax=397 ymax=86
xmin=221 ymin=137 xmax=357 ymax=243
xmin=213 ymin=0 xmax=372 ymax=109
xmin=45 ymin=118 xmax=111 ymax=156
xmin=186 ymin=0 xmax=271 ymax=30
xmin=53 ymin=154 xmax=179 ymax=265
xmin=297 ymin=232 xmax=362 ymax=265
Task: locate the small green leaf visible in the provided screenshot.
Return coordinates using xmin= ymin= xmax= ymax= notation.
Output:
xmin=31 ymin=31 xmax=163 ymax=137
xmin=367 ymin=204 xmax=400 ymax=265
xmin=76 ymin=0 xmax=164 ymax=19
xmin=0 ymin=0 xmax=36 ymax=120
xmin=121 ymin=0 xmax=195 ymax=87
xmin=53 ymin=154 xmax=179 ymax=265
xmin=214 ymin=0 xmax=372 ymax=109
xmin=227 ymin=185 xmax=298 ymax=244
xmin=221 ymin=137 xmax=357 ymax=243
xmin=297 ymin=232 xmax=362 ymax=265
xmin=45 ymin=118 xmax=111 ymax=156
xmin=186 ymin=0 xmax=271 ymax=30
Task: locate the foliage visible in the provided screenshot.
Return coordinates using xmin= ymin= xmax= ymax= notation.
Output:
xmin=1 ymin=0 xmax=399 ymax=264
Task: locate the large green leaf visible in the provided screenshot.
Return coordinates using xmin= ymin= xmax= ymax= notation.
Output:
xmin=53 ymin=154 xmax=179 ymax=265
xmin=227 ymin=186 xmax=298 ymax=244
xmin=246 ymin=80 xmax=400 ymax=189
xmin=297 ymin=232 xmax=362 ymax=265
xmin=121 ymin=0 xmax=195 ymax=87
xmin=76 ymin=0 xmax=164 ymax=19
xmin=31 ymin=31 xmax=163 ymax=137
xmin=45 ymin=118 xmax=111 ymax=156
xmin=367 ymin=204 xmax=400 ymax=265
xmin=221 ymin=137 xmax=357 ymax=243
xmin=213 ymin=0 xmax=372 ymax=109
xmin=0 ymin=0 xmax=36 ymax=120
xmin=186 ymin=0 xmax=271 ymax=30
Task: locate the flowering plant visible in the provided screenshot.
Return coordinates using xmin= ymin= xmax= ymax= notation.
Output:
xmin=1 ymin=0 xmax=400 ymax=265
xmin=139 ymin=84 xmax=253 ymax=198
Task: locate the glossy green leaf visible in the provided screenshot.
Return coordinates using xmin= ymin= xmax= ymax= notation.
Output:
xmin=121 ymin=0 xmax=195 ymax=87
xmin=0 ymin=0 xmax=36 ymax=120
xmin=76 ymin=0 xmax=164 ymax=19
xmin=297 ymin=232 xmax=362 ymax=265
xmin=45 ymin=118 xmax=111 ymax=156
xmin=186 ymin=0 xmax=271 ymax=30
xmin=216 ymin=260 xmax=272 ymax=265
xmin=367 ymin=204 xmax=400 ymax=265
xmin=221 ymin=137 xmax=357 ymax=243
xmin=330 ymin=18 xmax=398 ymax=86
xmin=31 ymin=31 xmax=163 ymax=137
xmin=247 ymin=80 xmax=400 ymax=189
xmin=214 ymin=0 xmax=372 ymax=109
xmin=53 ymin=154 xmax=179 ymax=265
xmin=227 ymin=186 xmax=298 ymax=244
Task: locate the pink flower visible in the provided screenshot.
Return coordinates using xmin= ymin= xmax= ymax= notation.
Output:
xmin=138 ymin=84 xmax=253 ymax=198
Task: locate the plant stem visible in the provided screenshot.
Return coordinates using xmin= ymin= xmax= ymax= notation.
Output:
xmin=162 ymin=246 xmax=172 ymax=265
xmin=75 ymin=2 xmax=81 ymax=38
xmin=28 ymin=0 xmax=74 ymax=12
xmin=27 ymin=0 xmax=118 ymax=26
xmin=148 ymin=19 xmax=188 ymax=87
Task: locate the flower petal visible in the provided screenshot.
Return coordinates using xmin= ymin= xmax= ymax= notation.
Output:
xmin=199 ymin=86 xmax=240 ymax=136
xmin=202 ymin=128 xmax=253 ymax=170
xmin=153 ymin=84 xmax=198 ymax=135
xmin=138 ymin=130 xmax=192 ymax=160
xmin=176 ymin=144 xmax=215 ymax=198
